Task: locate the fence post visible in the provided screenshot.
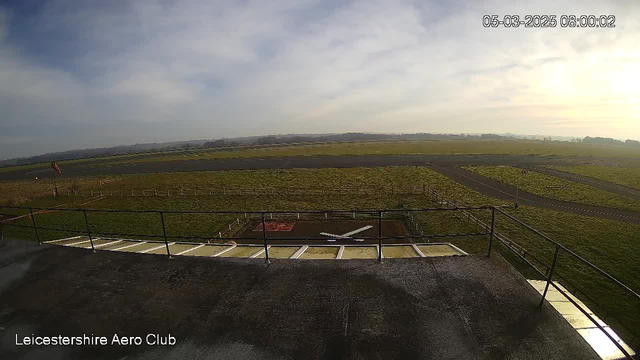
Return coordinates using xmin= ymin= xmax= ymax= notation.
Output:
xmin=29 ymin=208 xmax=41 ymax=245
xmin=159 ymin=212 xmax=172 ymax=259
xmin=539 ymin=246 xmax=560 ymax=308
xmin=261 ymin=213 xmax=270 ymax=264
xmin=83 ymin=210 xmax=95 ymax=253
xmin=378 ymin=210 xmax=382 ymax=262
xmin=488 ymin=207 xmax=496 ymax=257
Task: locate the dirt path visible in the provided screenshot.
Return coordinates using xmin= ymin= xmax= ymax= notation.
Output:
xmin=430 ymin=165 xmax=640 ymax=225
xmin=521 ymin=166 xmax=640 ymax=201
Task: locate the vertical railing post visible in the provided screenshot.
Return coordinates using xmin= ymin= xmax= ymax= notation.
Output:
xmin=261 ymin=213 xmax=269 ymax=264
xmin=160 ymin=212 xmax=172 ymax=259
xmin=487 ymin=207 xmax=496 ymax=257
xmin=539 ymin=245 xmax=560 ymax=308
xmin=29 ymin=208 xmax=41 ymax=245
xmin=378 ymin=210 xmax=382 ymax=262
xmin=83 ymin=210 xmax=95 ymax=253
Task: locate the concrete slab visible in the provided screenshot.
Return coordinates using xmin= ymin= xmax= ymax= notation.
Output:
xmin=99 ymin=240 xmax=140 ymax=251
xmin=53 ymin=237 xmax=90 ymax=246
xmin=299 ymin=246 xmax=339 ymax=259
xmin=341 ymin=246 xmax=378 ymax=259
xmin=565 ymin=314 xmax=607 ymax=329
xmin=417 ymin=244 xmax=463 ymax=257
xmin=550 ymin=300 xmax=593 ymax=316
xmin=527 ymin=280 xmax=636 ymax=359
xmin=577 ymin=327 xmax=636 ymax=360
xmin=185 ymin=244 xmax=231 ymax=257
xmin=382 ymin=245 xmax=419 ymax=258
xmin=146 ymin=243 xmax=198 ymax=255
xmin=81 ymin=239 xmax=116 ymax=248
xmin=0 ymin=240 xmax=599 ymax=360
xmin=118 ymin=241 xmax=162 ymax=253
xmin=255 ymin=246 xmax=300 ymax=259
xmin=218 ymin=246 xmax=262 ymax=258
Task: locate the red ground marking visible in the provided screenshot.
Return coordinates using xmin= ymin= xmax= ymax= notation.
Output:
xmin=253 ymin=222 xmax=295 ymax=232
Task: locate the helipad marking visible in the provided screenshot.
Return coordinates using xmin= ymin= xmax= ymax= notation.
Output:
xmin=320 ymin=225 xmax=372 ymax=242
xmin=176 ymin=244 xmax=205 ymax=256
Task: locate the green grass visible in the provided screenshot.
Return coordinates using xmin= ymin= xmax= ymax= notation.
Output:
xmin=2 ymin=166 xmax=639 ymax=348
xmin=0 ymin=152 xmax=148 ymax=173
xmin=549 ymin=165 xmax=640 ymax=191
xmin=465 ymin=166 xmax=640 ymax=212
xmin=86 ymin=139 xmax=640 ymax=168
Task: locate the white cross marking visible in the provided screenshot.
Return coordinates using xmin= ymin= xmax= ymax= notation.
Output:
xmin=320 ymin=225 xmax=373 ymax=242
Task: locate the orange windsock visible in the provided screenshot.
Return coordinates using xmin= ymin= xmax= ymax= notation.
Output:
xmin=51 ymin=161 xmax=61 ymax=174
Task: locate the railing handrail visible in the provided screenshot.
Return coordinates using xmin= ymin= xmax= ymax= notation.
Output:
xmin=0 ymin=205 xmax=494 ymax=215
xmin=494 ymin=207 xmax=640 ymax=302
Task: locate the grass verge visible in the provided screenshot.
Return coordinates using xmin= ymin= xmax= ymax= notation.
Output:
xmin=549 ymin=165 xmax=640 ymax=191
xmin=465 ymin=165 xmax=640 ymax=212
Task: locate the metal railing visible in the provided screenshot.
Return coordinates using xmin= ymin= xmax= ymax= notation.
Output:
xmin=0 ymin=205 xmax=493 ymax=261
xmin=0 ymin=203 xmax=638 ymax=358
xmin=491 ymin=207 xmax=639 ymax=359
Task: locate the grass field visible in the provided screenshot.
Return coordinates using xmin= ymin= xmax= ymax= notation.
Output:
xmin=1 ymin=166 xmax=639 ymax=347
xmin=0 ymin=176 xmax=124 ymax=205
xmin=4 ymin=139 xmax=640 ymax=176
xmin=0 ymin=152 xmax=146 ymax=173
xmin=464 ymin=166 xmax=640 ymax=212
xmin=78 ymin=139 xmax=640 ymax=168
xmin=549 ymin=165 xmax=640 ymax=191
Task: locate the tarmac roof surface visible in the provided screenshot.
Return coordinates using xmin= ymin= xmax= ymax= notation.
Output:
xmin=0 ymin=239 xmax=599 ymax=360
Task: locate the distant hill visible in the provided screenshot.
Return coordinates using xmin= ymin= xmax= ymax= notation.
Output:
xmin=0 ymin=132 xmax=637 ymax=167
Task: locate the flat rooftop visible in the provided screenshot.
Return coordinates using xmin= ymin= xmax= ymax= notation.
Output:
xmin=0 ymin=239 xmax=598 ymax=360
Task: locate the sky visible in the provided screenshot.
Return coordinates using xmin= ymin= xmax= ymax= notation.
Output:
xmin=0 ymin=0 xmax=639 ymax=159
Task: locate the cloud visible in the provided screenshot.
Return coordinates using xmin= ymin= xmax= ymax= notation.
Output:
xmin=0 ymin=0 xmax=639 ymax=159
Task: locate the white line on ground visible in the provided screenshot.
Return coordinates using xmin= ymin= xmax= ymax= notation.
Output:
xmin=337 ymin=246 xmax=345 ymax=259
xmin=89 ymin=240 xmax=123 ymax=249
xmin=447 ymin=243 xmax=469 ymax=256
xmin=67 ymin=239 xmax=91 ymax=247
xmin=139 ymin=243 xmax=174 ymax=254
xmin=113 ymin=241 xmax=147 ymax=251
xmin=412 ymin=244 xmax=426 ymax=258
xmin=44 ymin=235 xmax=83 ymax=243
xmin=211 ymin=245 xmax=236 ymax=257
xmin=290 ymin=245 xmax=308 ymax=259
xmin=250 ymin=246 xmax=269 ymax=258
xmin=175 ymin=244 xmax=205 ymax=256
